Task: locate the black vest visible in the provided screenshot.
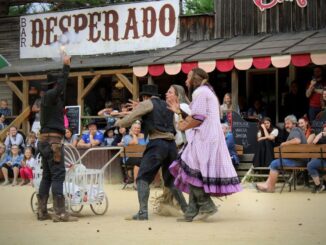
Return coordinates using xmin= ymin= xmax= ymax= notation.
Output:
xmin=40 ymin=92 xmax=65 ymax=134
xmin=142 ymin=98 xmax=175 ymax=137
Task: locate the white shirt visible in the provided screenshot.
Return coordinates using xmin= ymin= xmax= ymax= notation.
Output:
xmin=174 ymin=103 xmax=191 ymax=146
xmin=257 ymin=128 xmax=279 ymax=138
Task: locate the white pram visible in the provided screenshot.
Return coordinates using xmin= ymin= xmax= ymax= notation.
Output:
xmin=31 ymin=144 xmax=123 ymax=215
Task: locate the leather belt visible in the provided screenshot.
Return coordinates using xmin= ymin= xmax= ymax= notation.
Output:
xmin=39 ymin=133 xmax=63 ymax=137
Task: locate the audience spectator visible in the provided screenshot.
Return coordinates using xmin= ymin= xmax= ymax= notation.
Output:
xmin=119 ymin=120 xmax=148 ymax=188
xmin=98 ymin=101 xmax=118 ymax=128
xmin=220 ymin=93 xmax=240 ymax=121
xmin=63 ymin=128 xmax=78 ymax=147
xmin=31 ymin=90 xmax=44 ymax=134
xmin=111 ymin=127 xmax=128 ymax=146
xmin=110 ymin=103 xmax=131 ymax=117
xmin=77 ymin=121 xmax=103 ymax=148
xmin=1 ymin=144 xmax=23 ymax=186
xmin=298 ymin=117 xmax=315 ymax=144
xmin=306 ymin=66 xmax=325 ymax=121
xmin=308 ymin=125 xmax=326 ymax=193
xmin=221 ymin=123 xmax=239 ymax=167
xmin=0 ymin=112 xmax=6 ymax=130
xmin=4 ymin=126 xmax=25 ymax=153
xmin=316 ymin=88 xmax=326 ymax=120
xmin=283 ymin=80 xmax=307 ymax=120
xmin=19 ymin=147 xmax=36 ymax=186
xmin=0 ymin=142 xmax=6 ymax=168
xmin=256 ymin=115 xmax=307 ymax=192
xmin=0 ymin=99 xmax=11 ymax=116
xmin=253 ymin=117 xmax=279 ymax=167
xmin=25 ymin=131 xmax=38 ymax=155
xmin=103 ymin=126 xmax=115 ymax=146
xmin=247 ymin=99 xmax=266 ymax=120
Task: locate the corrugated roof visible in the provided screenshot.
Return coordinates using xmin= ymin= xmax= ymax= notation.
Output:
xmin=1 ymin=28 xmax=326 ymax=75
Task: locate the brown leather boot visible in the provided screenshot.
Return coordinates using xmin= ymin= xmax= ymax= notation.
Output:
xmin=37 ymin=194 xmax=51 ymax=221
xmin=52 ymin=195 xmax=78 ymax=222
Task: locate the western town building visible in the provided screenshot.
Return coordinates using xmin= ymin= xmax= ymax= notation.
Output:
xmin=0 ymin=0 xmax=326 ymax=148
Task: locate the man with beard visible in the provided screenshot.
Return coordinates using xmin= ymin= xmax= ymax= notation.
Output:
xmin=256 ymin=114 xmax=307 ymax=193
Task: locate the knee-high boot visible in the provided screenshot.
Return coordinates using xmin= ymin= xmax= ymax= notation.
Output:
xmin=169 ymin=186 xmax=188 ymax=213
xmin=52 ymin=195 xmax=78 ymax=222
xmin=191 ymin=185 xmax=217 ymax=220
xmin=127 ymin=180 xmax=150 ymax=220
xmin=37 ymin=194 xmax=51 ymax=221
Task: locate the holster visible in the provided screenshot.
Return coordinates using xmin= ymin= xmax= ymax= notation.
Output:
xmin=51 ymin=143 xmax=62 ymax=163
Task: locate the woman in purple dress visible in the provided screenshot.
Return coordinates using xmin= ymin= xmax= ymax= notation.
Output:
xmin=168 ymin=68 xmax=242 ymax=222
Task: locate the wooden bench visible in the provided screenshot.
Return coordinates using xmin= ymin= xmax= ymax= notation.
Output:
xmin=235 ymin=144 xmax=243 ymax=156
xmin=120 ymin=145 xmax=146 ymax=189
xmin=274 ymin=144 xmax=326 ymax=192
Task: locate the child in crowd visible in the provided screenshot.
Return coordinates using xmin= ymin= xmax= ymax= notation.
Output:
xmin=19 ymin=147 xmax=36 ymax=186
xmin=103 ymin=126 xmax=115 ymax=146
xmin=1 ymin=144 xmax=23 ymax=186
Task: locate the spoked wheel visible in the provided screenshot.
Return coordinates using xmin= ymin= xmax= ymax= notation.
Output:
xmin=30 ymin=192 xmax=38 ymax=214
xmin=70 ymin=203 xmax=84 ymax=213
xmin=90 ymin=193 xmax=109 ymax=215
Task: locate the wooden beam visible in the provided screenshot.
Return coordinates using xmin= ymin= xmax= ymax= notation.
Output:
xmin=0 ymin=68 xmax=133 ymax=82
xmin=231 ymin=69 xmax=239 ymax=110
xmin=115 ymin=73 xmax=133 ymax=94
xmin=132 ymin=74 xmax=139 ymax=100
xmin=22 ymin=78 xmax=29 ymax=133
xmin=5 ymin=77 xmax=23 ymax=102
xmin=81 ymin=74 xmax=101 ymax=99
xmin=0 ymin=107 xmax=30 ymax=141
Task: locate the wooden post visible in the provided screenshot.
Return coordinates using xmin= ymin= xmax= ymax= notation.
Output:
xmin=132 ymin=74 xmax=139 ymax=100
xmin=289 ymin=64 xmax=296 ymax=83
xmin=77 ymin=76 xmax=84 ymax=116
xmin=231 ymin=69 xmax=239 ymax=111
xmin=22 ymin=78 xmax=29 ymax=133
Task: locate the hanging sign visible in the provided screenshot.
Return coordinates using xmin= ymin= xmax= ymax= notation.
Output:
xmin=253 ymin=0 xmax=307 ymax=11
xmin=20 ymin=0 xmax=179 ymax=58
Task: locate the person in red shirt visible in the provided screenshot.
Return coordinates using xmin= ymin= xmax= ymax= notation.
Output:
xmin=306 ymin=66 xmax=325 ymax=121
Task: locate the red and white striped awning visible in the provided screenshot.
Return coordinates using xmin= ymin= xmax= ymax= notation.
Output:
xmin=133 ymin=52 xmax=326 ymax=77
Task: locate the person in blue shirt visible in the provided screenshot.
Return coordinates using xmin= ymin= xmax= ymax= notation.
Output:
xmin=77 ymin=121 xmax=104 ymax=148
xmin=221 ymin=123 xmax=239 ymax=167
xmin=1 ymin=144 xmax=23 ymax=186
xmin=119 ymin=120 xmax=148 ymax=188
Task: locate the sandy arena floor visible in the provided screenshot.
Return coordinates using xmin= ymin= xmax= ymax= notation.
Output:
xmin=0 ymin=183 xmax=325 ymax=245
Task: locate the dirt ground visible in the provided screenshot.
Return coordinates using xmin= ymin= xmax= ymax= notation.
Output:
xmin=0 ymin=183 xmax=325 ymax=245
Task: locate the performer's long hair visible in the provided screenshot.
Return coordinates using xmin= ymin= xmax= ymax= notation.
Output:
xmin=171 ymin=84 xmax=190 ymax=104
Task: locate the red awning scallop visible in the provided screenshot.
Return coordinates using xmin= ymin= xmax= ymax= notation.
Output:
xmin=253 ymin=56 xmax=271 ymax=69
xmin=148 ymin=64 xmax=165 ymax=76
xmin=181 ymin=62 xmax=198 ymax=74
xmin=291 ymin=54 xmax=311 ymax=67
xmin=216 ymin=59 xmax=234 ymax=72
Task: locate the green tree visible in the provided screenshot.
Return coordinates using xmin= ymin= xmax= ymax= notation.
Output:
xmin=184 ymin=0 xmax=214 ymax=15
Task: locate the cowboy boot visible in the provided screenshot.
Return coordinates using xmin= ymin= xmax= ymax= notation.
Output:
xmin=37 ymin=194 xmax=51 ymax=221
xmin=191 ymin=185 xmax=217 ymax=220
xmin=125 ymin=180 xmax=149 ymax=220
xmin=177 ymin=186 xmax=198 ymax=222
xmin=169 ymin=186 xmax=188 ymax=213
xmin=52 ymin=195 xmax=78 ymax=222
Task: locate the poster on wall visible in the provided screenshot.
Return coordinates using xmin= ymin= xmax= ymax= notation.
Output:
xmin=20 ymin=0 xmax=179 ymax=58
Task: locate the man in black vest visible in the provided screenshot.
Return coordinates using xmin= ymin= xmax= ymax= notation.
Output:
xmin=115 ymin=84 xmax=187 ymax=220
xmin=37 ymin=55 xmax=77 ymax=222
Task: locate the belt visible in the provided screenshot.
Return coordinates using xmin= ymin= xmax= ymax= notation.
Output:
xmin=39 ymin=133 xmax=63 ymax=138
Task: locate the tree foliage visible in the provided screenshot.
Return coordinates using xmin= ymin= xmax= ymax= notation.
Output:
xmin=184 ymin=0 xmax=214 ymax=15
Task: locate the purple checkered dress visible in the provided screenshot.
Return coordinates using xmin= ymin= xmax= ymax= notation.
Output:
xmin=169 ymin=85 xmax=242 ymax=196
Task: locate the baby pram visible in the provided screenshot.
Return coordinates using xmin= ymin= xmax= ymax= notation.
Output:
xmin=30 ymin=144 xmax=123 ymax=215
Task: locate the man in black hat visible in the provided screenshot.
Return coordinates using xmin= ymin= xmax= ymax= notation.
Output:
xmin=37 ymin=54 xmax=77 ymax=222
xmin=77 ymin=120 xmax=104 ymax=148
xmin=115 ymin=84 xmax=188 ymax=220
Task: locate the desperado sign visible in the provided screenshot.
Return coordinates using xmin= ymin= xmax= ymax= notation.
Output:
xmin=20 ymin=0 xmax=179 ymax=58
xmin=253 ymin=0 xmax=307 ymax=11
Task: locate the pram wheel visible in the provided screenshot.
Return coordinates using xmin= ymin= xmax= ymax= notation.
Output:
xmin=70 ymin=204 xmax=83 ymax=213
xmin=30 ymin=192 xmax=38 ymax=214
xmin=90 ymin=193 xmax=109 ymax=215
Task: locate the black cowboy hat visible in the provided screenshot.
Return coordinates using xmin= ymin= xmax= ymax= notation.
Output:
xmin=40 ymin=71 xmax=63 ymax=91
xmin=139 ymin=84 xmax=160 ymax=97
